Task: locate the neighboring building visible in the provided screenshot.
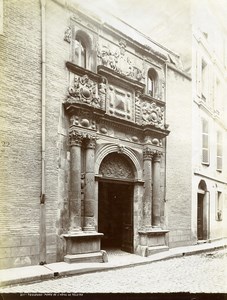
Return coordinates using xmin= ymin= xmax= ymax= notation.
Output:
xmin=143 ymin=0 xmax=227 ymax=246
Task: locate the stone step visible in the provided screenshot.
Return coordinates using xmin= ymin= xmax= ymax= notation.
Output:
xmin=64 ymin=251 xmax=106 ymax=264
xmin=147 ymin=245 xmax=169 ymax=256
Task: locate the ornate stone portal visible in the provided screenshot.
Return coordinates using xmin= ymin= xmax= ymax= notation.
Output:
xmin=63 ymin=36 xmax=170 ymax=261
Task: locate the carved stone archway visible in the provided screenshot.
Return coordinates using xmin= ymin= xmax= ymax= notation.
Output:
xmin=99 ymin=152 xmax=135 ymax=180
xmin=98 ymin=152 xmax=135 ymax=253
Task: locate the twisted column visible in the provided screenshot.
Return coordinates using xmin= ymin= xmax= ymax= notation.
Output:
xmin=143 ymin=147 xmax=155 ymax=229
xmin=69 ymin=130 xmax=83 ymax=232
xmin=152 ymin=151 xmax=162 ymax=227
xmin=83 ymin=135 xmax=96 ymax=231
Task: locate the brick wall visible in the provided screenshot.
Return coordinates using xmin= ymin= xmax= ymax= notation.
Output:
xmin=0 ymin=0 xmax=42 ymax=268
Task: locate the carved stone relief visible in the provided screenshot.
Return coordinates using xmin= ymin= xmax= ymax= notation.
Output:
xmin=97 ymin=39 xmax=145 ymax=81
xmin=141 ymin=101 xmax=164 ymax=128
xmin=70 ymin=112 xmax=97 ymax=131
xmin=99 ymin=153 xmax=134 ymax=179
xmin=107 ymin=85 xmax=133 ymax=121
xmin=67 ymin=74 xmax=104 ymax=109
xmin=64 ymin=27 xmax=72 ymax=43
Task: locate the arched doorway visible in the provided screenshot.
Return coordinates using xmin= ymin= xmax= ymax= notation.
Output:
xmin=197 ymin=180 xmax=208 ymax=241
xmin=98 ymin=152 xmax=135 ymax=253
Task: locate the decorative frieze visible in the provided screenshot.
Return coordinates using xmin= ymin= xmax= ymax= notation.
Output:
xmin=97 ymin=39 xmax=145 ymax=82
xmin=70 ymin=112 xmax=97 ymax=131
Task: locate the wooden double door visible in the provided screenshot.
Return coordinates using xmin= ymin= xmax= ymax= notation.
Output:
xmin=98 ymin=181 xmax=134 ymax=253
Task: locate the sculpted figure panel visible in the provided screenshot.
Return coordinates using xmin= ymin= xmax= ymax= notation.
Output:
xmin=97 ymin=39 xmax=145 ymax=82
xmin=99 ymin=153 xmax=134 ymax=179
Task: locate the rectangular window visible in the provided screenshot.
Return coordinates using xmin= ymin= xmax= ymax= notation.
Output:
xmin=202 ymin=119 xmax=209 ymax=165
xmin=216 ymin=191 xmax=223 ymax=221
xmin=201 ymin=59 xmax=208 ymax=101
xmin=217 ymin=131 xmax=223 ymax=172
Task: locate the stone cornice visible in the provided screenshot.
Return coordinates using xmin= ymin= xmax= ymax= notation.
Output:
xmin=97 ymin=65 xmax=145 ymax=91
xmin=66 ymin=62 xmax=104 ymax=83
xmin=140 ymin=94 xmax=165 ymax=107
xmin=167 ymin=62 xmax=192 ymax=80
xmin=99 ymin=115 xmax=170 ymax=139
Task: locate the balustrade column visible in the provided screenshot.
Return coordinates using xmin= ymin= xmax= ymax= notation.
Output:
xmin=83 ymin=135 xmax=96 ymax=231
xmin=143 ymin=148 xmax=154 ymax=229
xmin=152 ymin=151 xmax=162 ymax=228
xmin=69 ymin=130 xmax=83 ymax=232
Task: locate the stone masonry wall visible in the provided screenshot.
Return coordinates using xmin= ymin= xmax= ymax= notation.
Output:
xmin=165 ymin=67 xmax=193 ymax=247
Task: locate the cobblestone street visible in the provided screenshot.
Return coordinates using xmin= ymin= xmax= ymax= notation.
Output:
xmin=0 ymin=250 xmax=226 ymax=294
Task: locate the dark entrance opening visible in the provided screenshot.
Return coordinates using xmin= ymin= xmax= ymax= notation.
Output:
xmin=98 ymin=181 xmax=133 ymax=253
xmin=197 ymin=193 xmax=204 ymax=240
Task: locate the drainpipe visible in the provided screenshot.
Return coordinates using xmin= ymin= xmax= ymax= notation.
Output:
xmin=164 ymin=62 xmax=168 ymax=204
xmin=164 ymin=61 xmax=168 ymax=246
xmin=40 ymin=0 xmax=46 ymax=265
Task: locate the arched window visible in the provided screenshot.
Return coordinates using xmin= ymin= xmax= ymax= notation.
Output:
xmin=74 ymin=31 xmax=91 ymax=69
xmin=75 ymin=37 xmax=86 ymax=68
xmin=147 ymin=68 xmax=158 ymax=97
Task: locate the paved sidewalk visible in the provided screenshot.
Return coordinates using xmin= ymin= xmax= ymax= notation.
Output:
xmin=0 ymin=239 xmax=226 ymax=288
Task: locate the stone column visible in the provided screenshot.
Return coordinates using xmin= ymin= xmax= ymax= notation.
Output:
xmin=143 ymin=147 xmax=154 ymax=230
xmin=69 ymin=130 xmax=83 ymax=232
xmin=83 ymin=135 xmax=96 ymax=231
xmin=152 ymin=151 xmax=162 ymax=228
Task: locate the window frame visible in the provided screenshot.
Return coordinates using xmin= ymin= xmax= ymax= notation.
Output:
xmin=201 ymin=118 xmax=210 ymax=165
xmin=216 ymin=131 xmax=223 ymax=172
xmin=216 ymin=191 xmax=223 ymax=221
xmin=147 ymin=68 xmax=158 ymax=98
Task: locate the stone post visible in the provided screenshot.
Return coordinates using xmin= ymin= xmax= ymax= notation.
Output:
xmin=152 ymin=151 xmax=162 ymax=228
xmin=83 ymin=135 xmax=96 ymax=231
xmin=143 ymin=147 xmax=154 ymax=230
xmin=69 ymin=130 xmax=83 ymax=232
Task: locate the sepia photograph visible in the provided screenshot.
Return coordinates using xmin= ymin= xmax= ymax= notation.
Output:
xmin=0 ymin=0 xmax=226 ymax=298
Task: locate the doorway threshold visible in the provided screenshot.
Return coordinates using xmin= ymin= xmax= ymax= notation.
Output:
xmin=197 ymin=240 xmax=208 ymax=244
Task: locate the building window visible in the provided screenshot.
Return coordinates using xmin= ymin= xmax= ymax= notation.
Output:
xmin=147 ymin=68 xmax=158 ymax=97
xmin=217 ymin=131 xmax=222 ymax=172
xmin=75 ymin=37 xmax=87 ymax=68
xmin=216 ymin=191 xmax=223 ymax=221
xmin=202 ymin=119 xmax=209 ymax=165
xmin=201 ymin=59 xmax=208 ymax=101
xmin=74 ymin=31 xmax=91 ymax=69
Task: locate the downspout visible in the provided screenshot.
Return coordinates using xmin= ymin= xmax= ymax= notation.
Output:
xmin=164 ymin=61 xmax=168 ymax=246
xmin=40 ymin=0 xmax=46 ymax=265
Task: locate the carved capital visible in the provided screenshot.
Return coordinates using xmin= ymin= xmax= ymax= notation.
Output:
xmin=69 ymin=129 xmax=83 ymax=147
xmin=84 ymin=134 xmax=97 ymax=149
xmin=143 ymin=147 xmax=155 ymax=160
xmin=153 ymin=151 xmax=163 ymax=162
